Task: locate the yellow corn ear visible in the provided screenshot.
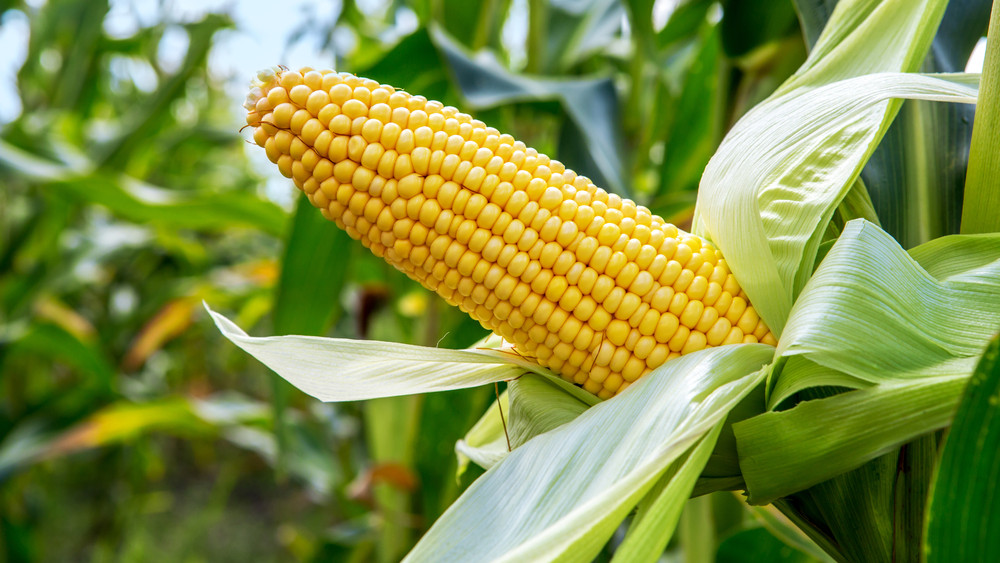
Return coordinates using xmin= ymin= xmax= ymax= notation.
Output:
xmin=245 ymin=66 xmax=774 ymax=399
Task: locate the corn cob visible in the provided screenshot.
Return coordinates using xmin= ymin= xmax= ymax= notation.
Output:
xmin=244 ymin=66 xmax=774 ymax=399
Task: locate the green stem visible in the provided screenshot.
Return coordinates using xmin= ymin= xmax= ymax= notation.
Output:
xmin=525 ymin=0 xmax=547 ymax=74
xmin=270 ymin=377 xmax=290 ymax=481
xmin=892 ymin=435 xmax=937 ymax=563
xmin=471 ymin=0 xmax=499 ymax=51
xmin=960 ymin=1 xmax=1000 ymax=234
xmin=679 ymin=495 xmax=715 ymax=563
xmin=365 ymin=395 xmax=424 ymax=563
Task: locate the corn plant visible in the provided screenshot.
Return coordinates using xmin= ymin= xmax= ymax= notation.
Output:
xmin=210 ymin=0 xmax=999 ymax=560
xmin=0 ymin=0 xmax=989 ymax=559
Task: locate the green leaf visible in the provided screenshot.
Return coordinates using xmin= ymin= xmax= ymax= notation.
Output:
xmin=795 ymin=0 xmax=988 ymax=71
xmin=751 ymin=208 xmax=998 ymax=560
xmin=716 ymin=526 xmax=819 ymax=563
xmin=544 ymin=0 xmax=624 ymax=71
xmin=0 ymin=141 xmax=287 ymax=236
xmin=766 ymin=356 xmax=870 ymax=410
xmin=924 ymin=332 xmax=1000 ymax=561
xmin=702 ymin=383 xmax=766 ymax=479
xmin=270 ymin=194 xmax=351 ymax=476
xmin=56 ymin=174 xmax=287 ymax=236
xmin=736 ymin=374 xmax=965 ymax=505
xmin=772 ymin=450 xmax=898 ymax=563
xmin=455 ymin=373 xmax=601 ymax=477
xmin=365 ymin=395 xmax=423 ymax=563
xmin=863 ymin=97 xmax=976 ymax=248
xmin=3 ymin=322 xmax=116 ymax=392
xmin=789 ymin=0 xmax=836 ymax=49
xmin=417 ymin=384 xmax=495 ymax=524
xmin=273 ymin=194 xmax=352 ymax=335
xmin=656 ymin=25 xmax=726 ymax=198
xmin=436 ymin=0 xmax=507 ymax=49
xmin=678 ymin=494 xmax=715 ymax=563
xmin=98 ymin=13 xmax=233 ymax=167
xmin=207 ymin=305 xmax=538 ymax=401
xmin=782 ymin=0 xmax=945 ymax=91
xmin=404 ymin=344 xmax=774 ymax=562
xmin=0 ymin=395 xmax=266 ymax=481
xmin=357 ymin=28 xmax=452 ymax=102
xmin=656 ymin=0 xmax=714 ymax=49
xmin=720 ymin=0 xmax=799 ymax=59
xmin=961 ymin=2 xmax=1000 ymax=234
xmin=893 ymin=435 xmax=938 ymax=562
xmin=745 ymin=505 xmax=835 ymax=562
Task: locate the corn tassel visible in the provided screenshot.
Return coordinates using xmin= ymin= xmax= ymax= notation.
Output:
xmin=244 ymin=66 xmax=774 ymax=399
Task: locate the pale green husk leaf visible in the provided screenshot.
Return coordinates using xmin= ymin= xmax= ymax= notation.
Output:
xmin=767 ymin=356 xmax=872 ymax=410
xmin=775 ymin=220 xmax=1000 ymax=386
xmin=694 ymin=73 xmax=978 ymax=336
xmin=611 ymin=424 xmax=724 ymax=562
xmin=207 ymin=305 xmax=543 ymax=401
xmin=405 ymin=344 xmax=774 ymax=562
xmin=907 ymin=232 xmax=1000 ymax=280
xmin=691 ymin=0 xmax=966 ymax=336
xmin=767 ymin=228 xmax=1000 ymax=407
xmin=739 ymin=220 xmax=1000 ymax=503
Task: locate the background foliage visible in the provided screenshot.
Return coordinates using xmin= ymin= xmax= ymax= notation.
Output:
xmin=0 ymin=0 xmax=989 ymax=561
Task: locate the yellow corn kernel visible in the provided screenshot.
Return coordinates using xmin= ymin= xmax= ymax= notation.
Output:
xmin=245 ymin=67 xmax=774 ymax=398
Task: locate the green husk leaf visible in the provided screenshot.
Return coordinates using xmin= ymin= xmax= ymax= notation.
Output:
xmin=611 ymin=424 xmax=724 ymax=562
xmin=736 ymin=374 xmax=966 ymax=505
xmin=776 ymin=220 xmax=1000 ymax=385
xmin=773 ymin=449 xmax=898 ymax=562
xmin=907 ymin=232 xmax=1000 ymax=280
xmin=404 ymin=344 xmax=774 ymax=562
xmin=694 ymin=73 xmax=978 ymax=336
xmin=802 ymin=0 xmax=990 ymax=249
xmin=457 ymin=372 xmax=602 ymax=475
xmin=207 ymin=305 xmax=540 ymax=402
xmin=767 ymin=356 xmax=870 ymax=410
xmin=507 ymin=373 xmax=597 ymax=449
xmin=781 ymin=0 xmax=945 ymax=92
xmin=924 ymin=332 xmax=1000 ymax=561
xmin=693 ymin=0 xmax=976 ymax=335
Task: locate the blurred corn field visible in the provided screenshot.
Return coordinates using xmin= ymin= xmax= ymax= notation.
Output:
xmin=0 ymin=0 xmax=994 ymax=561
